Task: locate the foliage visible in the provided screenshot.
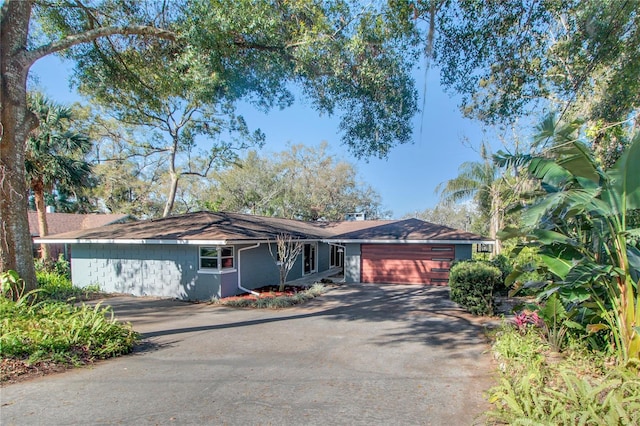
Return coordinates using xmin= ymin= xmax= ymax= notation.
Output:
xmin=25 ymin=93 xmax=93 ymax=205
xmin=0 ymin=283 xmax=136 ymax=365
xmin=35 ymin=269 xmax=102 ymax=302
xmin=26 ymin=93 xmax=94 ymax=258
xmin=206 ymin=143 xmax=389 ymax=220
xmin=487 ymin=325 xmax=640 ymax=425
xmin=424 ymin=0 xmax=640 ymax=130
xmin=436 ymin=143 xmax=521 ymax=253
xmin=215 ymin=283 xmax=327 ymax=309
xmin=0 ymin=270 xmax=26 ymax=301
xmin=502 ymin=244 xmax=550 ymax=295
xmin=75 ymin=45 xmax=264 ymax=217
xmin=491 ymin=325 xmax=547 ymax=375
xmin=488 ymin=254 xmax=513 ymax=294
xmin=0 ymin=0 xmax=418 ymax=294
xmin=499 ymin=115 xmax=640 ymax=365
xmin=62 ymin=0 xmax=418 ymax=160
xmin=448 ymin=261 xmax=502 ymax=316
xmin=81 ymin=113 xmax=166 ymax=217
xmin=519 ymin=294 xmax=584 ymax=353
xmin=35 ymin=253 xmax=71 ymax=279
xmin=405 ymin=202 xmax=478 ymax=232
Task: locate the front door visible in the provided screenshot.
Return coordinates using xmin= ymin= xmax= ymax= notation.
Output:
xmin=303 ymin=243 xmax=316 ymax=275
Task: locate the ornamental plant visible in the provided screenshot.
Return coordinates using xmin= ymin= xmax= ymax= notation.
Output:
xmin=498 ymin=114 xmax=640 ymax=365
xmin=449 ymin=261 xmax=502 ymax=316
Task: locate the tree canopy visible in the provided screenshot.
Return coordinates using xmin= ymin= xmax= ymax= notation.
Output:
xmin=0 ymin=0 xmax=419 ymax=290
xmin=423 ymin=0 xmax=640 ymax=128
xmin=205 ymin=143 xmax=388 ymax=221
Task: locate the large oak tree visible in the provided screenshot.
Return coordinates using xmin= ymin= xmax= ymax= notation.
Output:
xmin=0 ymin=0 xmax=418 ymax=291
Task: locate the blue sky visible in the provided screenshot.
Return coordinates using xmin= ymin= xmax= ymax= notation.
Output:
xmin=29 ymin=55 xmax=489 ymax=219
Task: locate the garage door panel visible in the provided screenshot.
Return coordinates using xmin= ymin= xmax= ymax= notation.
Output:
xmin=361 ymin=244 xmax=454 ymax=285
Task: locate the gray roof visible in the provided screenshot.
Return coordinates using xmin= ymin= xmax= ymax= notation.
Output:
xmin=36 ymin=211 xmax=490 ymax=244
xmin=330 ymin=218 xmax=486 ymax=242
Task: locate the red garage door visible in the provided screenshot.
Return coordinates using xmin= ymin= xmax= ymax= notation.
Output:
xmin=361 ymin=244 xmax=454 ymax=285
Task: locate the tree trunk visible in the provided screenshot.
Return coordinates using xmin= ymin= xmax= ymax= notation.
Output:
xmin=163 ymin=170 xmax=179 ymax=217
xmin=32 ymin=179 xmax=50 ymax=260
xmin=162 ymin=142 xmax=179 ymax=217
xmin=0 ymin=1 xmax=39 ymax=293
xmin=490 ymin=187 xmax=502 ymax=255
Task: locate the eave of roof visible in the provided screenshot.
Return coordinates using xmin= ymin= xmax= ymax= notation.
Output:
xmin=323 ymin=239 xmax=495 ymax=245
xmin=34 ymin=238 xmax=326 ymax=245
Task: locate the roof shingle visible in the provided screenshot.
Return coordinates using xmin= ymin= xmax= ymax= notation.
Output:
xmin=28 ymin=212 xmax=131 ymax=237
xmin=36 ymin=211 xmax=488 ymax=243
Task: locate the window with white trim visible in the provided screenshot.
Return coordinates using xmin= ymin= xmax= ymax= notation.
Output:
xmin=199 ymin=246 xmax=235 ymax=271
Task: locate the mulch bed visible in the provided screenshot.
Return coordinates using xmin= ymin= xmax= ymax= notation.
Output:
xmin=220 ymin=285 xmax=308 ymax=302
xmin=1 ymin=358 xmax=74 ymax=386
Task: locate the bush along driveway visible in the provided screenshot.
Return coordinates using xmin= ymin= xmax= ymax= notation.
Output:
xmin=0 ymin=284 xmax=495 ymax=425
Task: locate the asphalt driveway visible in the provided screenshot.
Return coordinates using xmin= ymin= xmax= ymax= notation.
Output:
xmin=0 ymin=284 xmax=496 ymax=425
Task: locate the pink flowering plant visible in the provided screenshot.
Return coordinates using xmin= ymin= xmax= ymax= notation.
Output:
xmin=514 ymin=310 xmax=544 ymax=331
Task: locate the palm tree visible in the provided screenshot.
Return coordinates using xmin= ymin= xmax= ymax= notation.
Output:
xmin=26 ymin=93 xmax=93 ymax=260
xmin=436 ymin=144 xmax=506 ymax=253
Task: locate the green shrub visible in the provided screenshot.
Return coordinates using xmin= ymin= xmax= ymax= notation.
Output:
xmin=35 ymin=270 xmax=103 ymax=301
xmin=1 ymin=296 xmax=137 ymax=365
xmin=34 ymin=254 xmax=71 ymax=279
xmin=489 ymin=254 xmax=513 ymax=294
xmin=449 ymin=261 xmax=502 ymax=316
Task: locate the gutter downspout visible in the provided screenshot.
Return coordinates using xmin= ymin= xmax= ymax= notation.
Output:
xmin=237 ymin=243 xmax=261 ymax=296
xmin=327 ymin=242 xmax=346 ymax=283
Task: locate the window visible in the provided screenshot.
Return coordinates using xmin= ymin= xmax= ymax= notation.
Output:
xmin=199 ymin=246 xmax=235 ymax=271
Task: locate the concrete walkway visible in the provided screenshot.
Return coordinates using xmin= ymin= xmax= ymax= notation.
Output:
xmin=0 ymin=284 xmax=496 ymax=425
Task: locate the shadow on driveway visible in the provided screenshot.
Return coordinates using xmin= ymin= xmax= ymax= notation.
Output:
xmin=111 ymin=283 xmax=492 ymax=360
xmin=1 ymin=283 xmax=496 ymax=425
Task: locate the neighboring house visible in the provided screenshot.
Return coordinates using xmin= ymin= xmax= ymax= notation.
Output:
xmin=29 ymin=211 xmax=132 ymax=260
xmin=36 ymin=211 xmax=492 ymax=300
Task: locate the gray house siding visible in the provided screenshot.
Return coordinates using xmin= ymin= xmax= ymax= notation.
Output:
xmin=317 ymin=242 xmax=330 ymax=273
xmin=235 ymin=244 xmax=281 ymax=292
xmin=71 ymin=241 xmax=336 ymax=301
xmin=70 ymin=243 xmax=214 ymax=299
xmin=343 ymin=243 xmax=361 ymax=283
xmin=454 ymin=244 xmax=472 ymax=261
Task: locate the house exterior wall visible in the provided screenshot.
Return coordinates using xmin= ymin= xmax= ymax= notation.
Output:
xmin=236 ymin=243 xmax=281 ymax=291
xmin=317 ymin=243 xmax=330 ymax=272
xmin=454 ymin=244 xmax=472 ymax=261
xmin=343 ymin=243 xmax=361 ymax=283
xmin=70 ymin=241 xmax=335 ymax=300
xmin=70 ymin=243 xmax=212 ymax=299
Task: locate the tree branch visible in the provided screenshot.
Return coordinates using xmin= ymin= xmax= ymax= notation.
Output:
xmin=24 ymin=25 xmax=176 ymax=66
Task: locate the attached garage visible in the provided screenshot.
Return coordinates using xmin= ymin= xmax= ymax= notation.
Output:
xmin=331 ymin=218 xmax=493 ymax=285
xmin=361 ymin=244 xmax=454 ymax=285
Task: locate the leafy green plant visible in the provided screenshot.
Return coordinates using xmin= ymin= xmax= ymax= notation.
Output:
xmin=498 ymin=116 xmax=640 ymax=365
xmin=1 ymin=270 xmax=26 ymax=300
xmin=533 ymin=294 xmax=584 ymax=353
xmin=488 ymin=254 xmax=513 ymax=294
xmin=492 ymin=324 xmax=547 ymax=374
xmin=34 ymin=269 xmax=103 ymax=302
xmin=487 ymin=325 xmax=640 ymax=424
xmin=1 ymin=294 xmax=137 ymax=366
xmin=449 ymin=261 xmax=502 ymax=315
